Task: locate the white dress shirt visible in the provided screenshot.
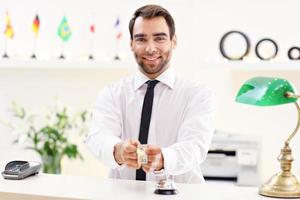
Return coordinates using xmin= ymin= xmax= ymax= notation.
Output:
xmin=86 ymin=67 xmax=215 ymax=183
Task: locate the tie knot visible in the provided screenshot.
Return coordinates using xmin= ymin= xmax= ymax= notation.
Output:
xmin=146 ymin=80 xmax=159 ymax=89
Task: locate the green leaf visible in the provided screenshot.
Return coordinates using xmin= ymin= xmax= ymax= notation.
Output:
xmin=80 ymin=111 xmax=87 ymax=122
xmin=41 ymin=126 xmax=61 ymax=140
xmin=56 ymin=110 xmax=68 ymax=129
xmin=11 ymin=101 xmax=26 ymax=119
xmin=63 ymin=144 xmax=80 ymax=159
xmin=7 ymin=100 xmax=89 ymax=166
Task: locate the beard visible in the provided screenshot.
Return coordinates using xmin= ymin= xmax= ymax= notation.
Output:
xmin=134 ymin=50 xmax=172 ymax=75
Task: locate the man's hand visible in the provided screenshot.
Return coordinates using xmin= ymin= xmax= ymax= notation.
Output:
xmin=142 ymin=145 xmax=164 ymax=172
xmin=114 ymin=139 xmax=140 ymax=168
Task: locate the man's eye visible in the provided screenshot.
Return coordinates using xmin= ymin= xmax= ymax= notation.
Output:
xmin=135 ymin=38 xmax=145 ymax=42
xmin=155 ymin=37 xmax=166 ymax=42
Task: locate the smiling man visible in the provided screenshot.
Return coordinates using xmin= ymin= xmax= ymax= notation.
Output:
xmin=86 ymin=4 xmax=215 ymax=183
xmin=130 ymin=15 xmax=176 ymax=79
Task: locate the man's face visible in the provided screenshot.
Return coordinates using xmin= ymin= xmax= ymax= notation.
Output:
xmin=131 ymin=16 xmax=177 ymax=79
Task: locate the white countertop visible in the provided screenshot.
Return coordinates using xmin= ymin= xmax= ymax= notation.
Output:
xmin=0 ymin=173 xmax=282 ymax=200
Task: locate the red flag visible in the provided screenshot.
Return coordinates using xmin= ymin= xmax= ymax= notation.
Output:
xmin=90 ymin=24 xmax=95 ymax=33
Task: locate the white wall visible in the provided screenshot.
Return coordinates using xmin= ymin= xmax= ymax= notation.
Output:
xmin=2 ymin=0 xmax=300 ymax=64
xmin=1 ymin=0 xmax=300 ymax=184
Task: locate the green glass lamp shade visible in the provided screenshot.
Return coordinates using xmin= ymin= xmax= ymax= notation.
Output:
xmin=236 ymin=77 xmax=297 ymax=106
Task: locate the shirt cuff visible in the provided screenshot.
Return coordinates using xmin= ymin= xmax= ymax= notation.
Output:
xmin=86 ymin=133 xmax=121 ymax=169
xmin=102 ymin=136 xmax=122 ymax=169
xmin=161 ymin=147 xmax=177 ymax=174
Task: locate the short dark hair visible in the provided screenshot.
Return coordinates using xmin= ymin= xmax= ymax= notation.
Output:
xmin=129 ymin=4 xmax=175 ymax=40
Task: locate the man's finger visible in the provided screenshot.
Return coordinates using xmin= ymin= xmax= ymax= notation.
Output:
xmin=124 ymin=157 xmax=137 ymax=163
xmin=124 ymin=158 xmax=140 ymax=168
xmin=148 ymin=155 xmax=160 ymax=162
xmin=142 ymin=161 xmax=155 ymax=169
xmin=128 ymin=153 xmax=138 ymax=160
xmin=130 ymin=139 xmax=140 ymax=146
xmin=124 ymin=152 xmax=137 ymax=160
xmin=146 ymin=145 xmax=161 ymax=154
xmin=142 ymin=166 xmax=150 ymax=172
xmin=124 ymin=143 xmax=137 ymax=153
xmin=127 ymin=163 xmax=140 ymax=169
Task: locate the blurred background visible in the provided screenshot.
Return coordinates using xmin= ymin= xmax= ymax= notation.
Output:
xmin=1 ymin=0 xmax=300 ymax=185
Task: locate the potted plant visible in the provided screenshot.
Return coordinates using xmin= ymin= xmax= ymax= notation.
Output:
xmin=1 ymin=100 xmax=89 ymax=174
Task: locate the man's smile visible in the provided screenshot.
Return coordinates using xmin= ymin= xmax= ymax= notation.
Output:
xmin=143 ymin=56 xmax=161 ymax=61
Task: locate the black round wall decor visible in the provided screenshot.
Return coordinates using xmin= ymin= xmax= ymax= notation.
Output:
xmin=219 ymin=30 xmax=250 ymax=60
xmin=287 ymin=46 xmax=300 ymax=60
xmin=255 ymin=38 xmax=278 ymax=60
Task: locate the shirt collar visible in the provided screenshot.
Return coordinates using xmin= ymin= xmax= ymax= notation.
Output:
xmin=134 ymin=67 xmax=176 ymax=91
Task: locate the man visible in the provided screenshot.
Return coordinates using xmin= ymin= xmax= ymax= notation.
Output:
xmin=86 ymin=4 xmax=214 ymax=183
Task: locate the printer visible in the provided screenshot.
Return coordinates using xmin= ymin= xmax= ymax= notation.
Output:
xmin=201 ymin=131 xmax=260 ymax=186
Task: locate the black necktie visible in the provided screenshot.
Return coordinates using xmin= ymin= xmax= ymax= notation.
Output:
xmin=136 ymin=80 xmax=159 ymax=181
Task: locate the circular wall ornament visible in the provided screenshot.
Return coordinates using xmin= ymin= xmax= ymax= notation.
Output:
xmin=287 ymin=46 xmax=300 ymax=60
xmin=255 ymin=38 xmax=278 ymax=60
xmin=219 ymin=30 xmax=250 ymax=60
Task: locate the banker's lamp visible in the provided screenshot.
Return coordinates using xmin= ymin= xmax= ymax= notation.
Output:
xmin=235 ymin=77 xmax=300 ymax=198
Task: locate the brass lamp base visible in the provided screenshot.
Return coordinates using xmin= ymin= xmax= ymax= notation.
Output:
xmin=259 ymin=143 xmax=300 ymax=198
xmin=259 ymin=172 xmax=300 ymax=198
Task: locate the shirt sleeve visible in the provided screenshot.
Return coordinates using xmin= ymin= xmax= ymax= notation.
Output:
xmin=162 ymin=86 xmax=215 ymax=175
xmin=85 ymin=85 xmax=122 ymax=169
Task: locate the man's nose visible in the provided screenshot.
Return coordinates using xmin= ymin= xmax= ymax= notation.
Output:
xmin=145 ymin=42 xmax=157 ymax=54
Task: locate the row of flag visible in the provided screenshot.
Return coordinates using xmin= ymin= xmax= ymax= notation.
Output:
xmin=3 ymin=11 xmax=123 ymax=59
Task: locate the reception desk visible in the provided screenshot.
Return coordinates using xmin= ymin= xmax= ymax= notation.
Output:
xmin=0 ymin=173 xmax=283 ymax=200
